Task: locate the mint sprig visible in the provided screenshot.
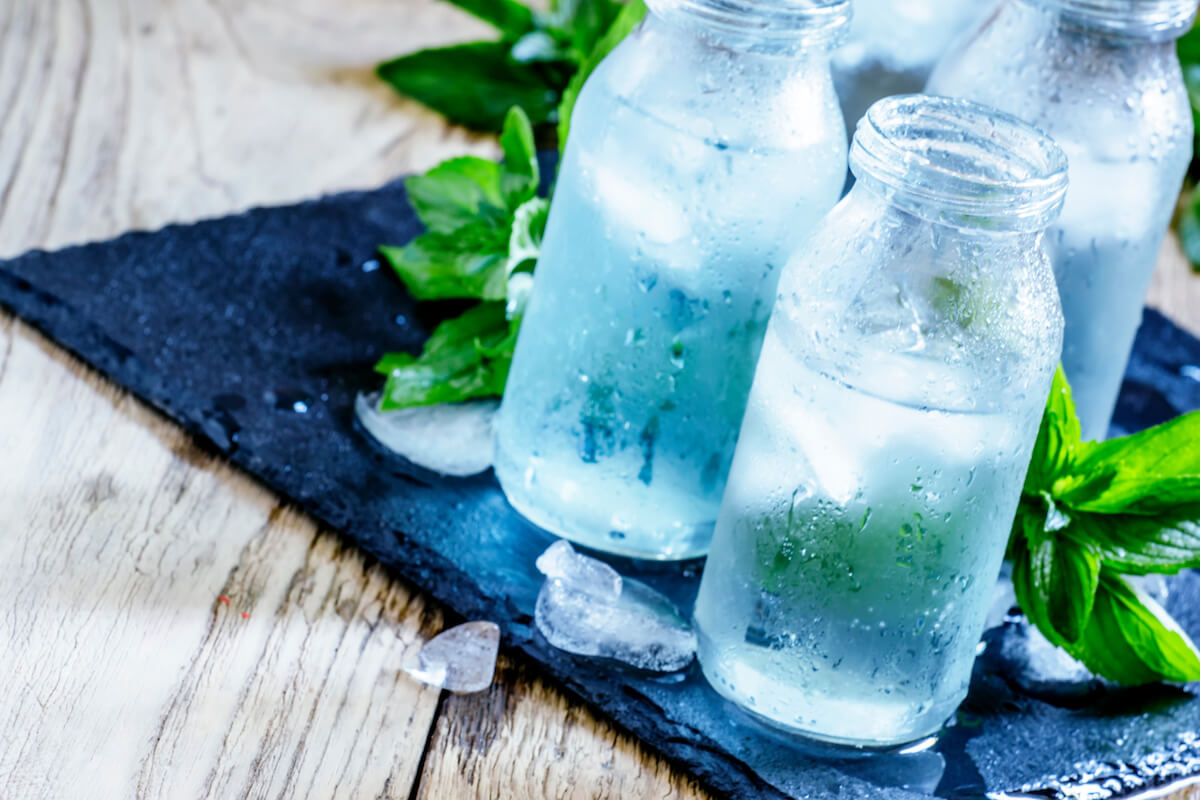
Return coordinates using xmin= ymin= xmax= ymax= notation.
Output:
xmin=376 ymin=0 xmax=627 ymax=132
xmin=375 ymin=107 xmax=545 ymax=410
xmin=1011 ymin=367 xmax=1200 ymax=684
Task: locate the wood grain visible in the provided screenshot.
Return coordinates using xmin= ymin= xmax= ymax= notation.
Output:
xmin=415 ymin=657 xmax=710 ymax=800
xmin=0 ymin=1 xmax=709 ymax=798
xmin=0 ymin=0 xmax=1197 ymax=799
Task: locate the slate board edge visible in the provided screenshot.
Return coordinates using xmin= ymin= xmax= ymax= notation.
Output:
xmin=0 ymin=199 xmax=795 ymax=800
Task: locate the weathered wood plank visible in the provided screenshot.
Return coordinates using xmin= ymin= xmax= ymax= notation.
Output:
xmin=415 ymin=657 xmax=712 ymax=800
xmin=0 ymin=318 xmax=443 ymax=799
xmin=0 ymin=1 xmax=712 ymax=798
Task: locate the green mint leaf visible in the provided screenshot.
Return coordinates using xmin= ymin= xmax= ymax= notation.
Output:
xmin=1067 ymin=507 xmax=1200 ymax=575
xmin=405 ymin=157 xmax=508 ymax=234
xmin=1061 ymin=410 xmax=1200 ymax=515
xmin=505 ymin=196 xmax=549 ymax=317
xmin=377 ymin=302 xmax=517 ymax=409
xmin=566 ymin=0 xmax=625 ymax=58
xmin=557 ymin=0 xmax=646 ymax=153
xmin=499 ymin=106 xmax=540 ymax=208
xmin=381 ymin=219 xmax=511 ymax=301
xmin=1024 ymin=366 xmax=1081 ymax=495
xmin=1027 ymin=524 xmax=1100 ymax=643
xmin=377 ymin=42 xmax=561 ymax=132
xmin=441 ymin=0 xmax=536 ymax=36
xmin=1075 ymin=572 xmax=1200 ymax=685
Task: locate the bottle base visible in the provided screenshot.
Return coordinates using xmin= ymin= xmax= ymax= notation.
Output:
xmin=696 ymin=631 xmax=954 ymax=750
xmin=496 ymin=470 xmax=714 ymax=561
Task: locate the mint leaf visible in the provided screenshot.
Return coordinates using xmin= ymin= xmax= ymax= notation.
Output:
xmin=504 ymin=196 xmax=549 ymax=317
xmin=380 ymin=221 xmax=511 ymax=302
xmin=1030 ymin=529 xmax=1100 ymax=644
xmin=557 ymin=0 xmax=646 ymax=153
xmin=1075 ymin=572 xmax=1200 ymax=685
xmin=1069 ymin=509 xmax=1200 ymax=575
xmin=377 ymin=303 xmax=517 ymax=409
xmin=442 ymin=0 xmax=536 ymax=36
xmin=1013 ymin=516 xmax=1099 ymax=644
xmin=1063 ymin=410 xmax=1200 ymax=514
xmin=498 ymin=106 xmax=540 ymax=207
xmin=1024 ymin=366 xmax=1080 ymax=494
xmin=405 ymin=157 xmax=509 ymax=234
xmin=377 ymin=42 xmax=562 ymax=131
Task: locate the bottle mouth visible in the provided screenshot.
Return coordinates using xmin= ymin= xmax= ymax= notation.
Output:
xmin=1033 ymin=0 xmax=1198 ymax=40
xmin=850 ymin=95 xmax=1069 ymax=233
xmin=646 ymin=0 xmax=851 ymax=50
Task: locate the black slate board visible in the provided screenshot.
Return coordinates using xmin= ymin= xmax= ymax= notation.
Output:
xmin=4 ymin=172 xmax=1200 ymax=800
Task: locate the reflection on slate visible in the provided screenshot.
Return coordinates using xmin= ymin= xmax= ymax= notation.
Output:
xmin=2 ymin=169 xmax=1200 ymax=800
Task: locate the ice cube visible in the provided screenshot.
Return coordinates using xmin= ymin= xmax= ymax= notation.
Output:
xmin=404 ymin=621 xmax=500 ymax=694
xmin=535 ymin=540 xmax=622 ymax=600
xmin=533 ymin=541 xmax=696 ymax=672
xmin=355 ymin=392 xmax=497 ymax=477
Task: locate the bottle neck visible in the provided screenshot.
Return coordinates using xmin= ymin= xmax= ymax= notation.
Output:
xmin=644 ymin=0 xmax=849 ymax=55
xmin=1019 ymin=0 xmax=1197 ymax=42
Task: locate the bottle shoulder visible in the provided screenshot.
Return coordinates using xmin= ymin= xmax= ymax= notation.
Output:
xmin=572 ymin=15 xmax=847 ymax=154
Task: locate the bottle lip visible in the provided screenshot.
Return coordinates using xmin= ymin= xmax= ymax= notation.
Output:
xmin=850 ymin=95 xmax=1069 ymax=234
xmin=645 ymin=0 xmax=851 ymax=49
xmin=1030 ymin=0 xmax=1198 ymax=40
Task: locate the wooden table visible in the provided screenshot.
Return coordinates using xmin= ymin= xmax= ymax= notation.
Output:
xmin=1 ymin=2 xmax=1198 ymax=798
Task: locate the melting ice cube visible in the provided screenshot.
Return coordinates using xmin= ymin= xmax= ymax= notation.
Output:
xmin=534 ymin=541 xmax=696 ymax=672
xmin=535 ymin=539 xmax=622 ymax=600
xmin=355 ymin=392 xmax=497 ymax=477
xmin=404 ymin=621 xmax=500 ymax=694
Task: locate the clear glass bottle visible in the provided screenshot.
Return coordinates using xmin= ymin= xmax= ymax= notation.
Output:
xmin=833 ymin=0 xmax=993 ymax=134
xmin=493 ymin=0 xmax=850 ymax=560
xmin=927 ymin=0 xmax=1196 ymax=440
xmin=693 ymin=96 xmax=1068 ymax=747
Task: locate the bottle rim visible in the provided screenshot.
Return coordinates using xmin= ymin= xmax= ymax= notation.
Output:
xmin=850 ymin=95 xmax=1069 ymax=233
xmin=1030 ymin=0 xmax=1198 ymax=40
xmin=645 ymin=0 xmax=851 ymax=48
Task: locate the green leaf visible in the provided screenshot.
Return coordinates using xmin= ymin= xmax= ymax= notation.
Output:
xmin=1074 ymin=572 xmax=1200 ymax=685
xmin=381 ymin=220 xmax=511 ymax=301
xmin=498 ymin=107 xmax=540 ymax=207
xmin=405 ymin=157 xmax=508 ymax=234
xmin=1014 ymin=549 xmax=1200 ymax=684
xmin=1061 ymin=410 xmax=1200 ymax=515
xmin=1027 ymin=525 xmax=1100 ymax=643
xmin=505 ymin=196 xmax=549 ymax=316
xmin=1024 ymin=366 xmax=1082 ymax=495
xmin=377 ymin=302 xmax=517 ymax=409
xmin=441 ymin=0 xmax=536 ymax=36
xmin=1068 ymin=508 xmax=1200 ymax=575
xmin=557 ymin=0 xmax=646 ymax=153
xmin=377 ymin=42 xmax=561 ymax=131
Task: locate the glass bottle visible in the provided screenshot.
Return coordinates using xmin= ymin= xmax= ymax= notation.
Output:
xmin=693 ymin=96 xmax=1068 ymax=747
xmin=833 ymin=0 xmax=994 ymax=134
xmin=493 ymin=0 xmax=850 ymax=560
xmin=927 ymin=0 xmax=1196 ymax=440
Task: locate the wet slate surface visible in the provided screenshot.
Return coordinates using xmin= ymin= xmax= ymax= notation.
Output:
xmin=2 ymin=174 xmax=1200 ymax=800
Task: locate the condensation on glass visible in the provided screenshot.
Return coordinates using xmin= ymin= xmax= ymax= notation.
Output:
xmin=693 ymin=96 xmax=1069 ymax=748
xmin=833 ymin=0 xmax=994 ymax=135
xmin=493 ymin=0 xmax=851 ymax=560
xmin=928 ymin=0 xmax=1197 ymax=440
